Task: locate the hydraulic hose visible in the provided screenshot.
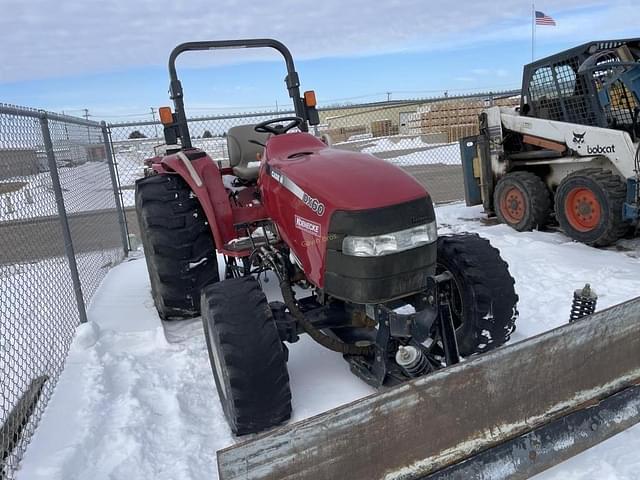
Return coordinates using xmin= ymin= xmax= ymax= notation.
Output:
xmin=279 ymin=279 xmax=374 ymax=356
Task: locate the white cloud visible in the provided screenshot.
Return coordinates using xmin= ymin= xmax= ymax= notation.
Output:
xmin=0 ymin=0 xmax=636 ymax=83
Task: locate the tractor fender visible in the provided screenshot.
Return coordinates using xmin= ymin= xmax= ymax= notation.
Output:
xmin=155 ymin=151 xmax=235 ymax=249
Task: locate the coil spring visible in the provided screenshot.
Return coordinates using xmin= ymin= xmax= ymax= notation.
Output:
xmin=404 ymin=353 xmax=429 ymax=377
xmin=569 ymin=284 xmax=598 ymax=323
xmin=396 ymin=346 xmax=430 ymax=377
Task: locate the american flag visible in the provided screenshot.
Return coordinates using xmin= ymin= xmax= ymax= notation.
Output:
xmin=535 ymin=10 xmax=556 ymax=26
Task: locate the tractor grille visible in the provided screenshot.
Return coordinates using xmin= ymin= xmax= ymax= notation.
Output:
xmin=323 ymin=197 xmax=437 ymax=304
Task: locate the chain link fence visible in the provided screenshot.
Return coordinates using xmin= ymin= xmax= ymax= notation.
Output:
xmin=0 ymin=105 xmax=128 ymax=478
xmin=109 ymin=90 xmax=520 ymax=223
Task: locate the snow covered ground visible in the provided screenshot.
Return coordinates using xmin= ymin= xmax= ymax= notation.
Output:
xmin=387 ymin=142 xmax=460 ymax=166
xmin=337 ymin=135 xmax=462 ymax=166
xmin=14 ymin=202 xmax=640 ymax=480
xmin=0 ymin=134 xmax=460 ymax=221
xmin=113 ymin=134 xmax=461 ymax=207
xmin=0 ymin=161 xmax=117 ymax=221
xmin=358 ymin=136 xmax=443 ymax=154
xmin=0 ymin=250 xmax=121 ymax=428
xmin=0 ymin=138 xmax=228 ymax=221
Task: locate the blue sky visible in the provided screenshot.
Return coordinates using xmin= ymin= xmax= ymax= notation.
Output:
xmin=1 ymin=0 xmax=638 ymax=122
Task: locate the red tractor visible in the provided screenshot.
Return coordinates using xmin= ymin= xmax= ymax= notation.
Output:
xmin=136 ymin=39 xmax=519 ymax=435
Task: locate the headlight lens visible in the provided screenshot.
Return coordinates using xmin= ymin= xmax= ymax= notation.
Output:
xmin=342 ymin=221 xmax=437 ymax=257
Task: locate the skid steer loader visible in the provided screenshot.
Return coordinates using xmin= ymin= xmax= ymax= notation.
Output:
xmin=461 ymin=38 xmax=640 ymax=246
xmin=136 ymin=39 xmax=640 ymax=480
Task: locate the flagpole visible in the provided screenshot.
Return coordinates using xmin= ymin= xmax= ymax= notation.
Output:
xmin=531 ymin=2 xmax=535 ymax=61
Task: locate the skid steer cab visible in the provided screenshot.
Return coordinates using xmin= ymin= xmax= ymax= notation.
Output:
xmin=462 ymin=38 xmax=640 ymax=247
xmin=135 ymin=38 xmax=518 ymax=435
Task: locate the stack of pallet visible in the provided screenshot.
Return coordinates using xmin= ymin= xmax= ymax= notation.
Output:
xmin=370 ymin=119 xmax=393 ymax=137
xmin=408 ymin=97 xmax=520 ymax=142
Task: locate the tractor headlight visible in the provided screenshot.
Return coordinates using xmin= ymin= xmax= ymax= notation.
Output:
xmin=342 ymin=221 xmax=437 ymax=257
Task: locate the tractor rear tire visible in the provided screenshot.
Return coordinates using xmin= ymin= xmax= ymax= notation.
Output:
xmin=135 ymin=174 xmax=219 ymax=320
xmin=201 ymin=276 xmax=292 ymax=435
xmin=436 ymin=234 xmax=518 ymax=356
xmin=555 ymin=168 xmax=628 ymax=247
xmin=494 ymin=171 xmax=551 ymax=231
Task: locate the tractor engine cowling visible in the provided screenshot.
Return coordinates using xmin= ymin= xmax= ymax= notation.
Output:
xmin=259 ymin=132 xmax=437 ymax=304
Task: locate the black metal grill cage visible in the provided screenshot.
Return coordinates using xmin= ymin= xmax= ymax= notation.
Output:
xmin=521 ymin=39 xmax=640 ymax=136
xmin=594 ymin=53 xmax=639 ymax=133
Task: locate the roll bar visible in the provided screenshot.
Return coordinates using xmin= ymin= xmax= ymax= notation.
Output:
xmin=168 ymin=39 xmax=308 ymax=148
xmin=577 ymin=49 xmax=639 ymax=74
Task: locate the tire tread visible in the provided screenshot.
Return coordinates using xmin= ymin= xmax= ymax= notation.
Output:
xmin=437 ymin=234 xmax=519 ymax=356
xmin=555 ymin=168 xmax=628 ymax=247
xmin=494 ymin=171 xmax=551 ymax=231
xmin=201 ymin=276 xmax=291 ymax=435
xmin=135 ymin=174 xmax=219 ymax=320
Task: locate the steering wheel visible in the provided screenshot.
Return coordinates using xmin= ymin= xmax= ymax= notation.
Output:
xmin=254 ymin=117 xmax=303 ymax=135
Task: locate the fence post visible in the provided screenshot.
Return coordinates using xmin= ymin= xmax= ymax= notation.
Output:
xmin=101 ymin=121 xmax=130 ymax=256
xmin=39 ymin=113 xmax=88 ymax=324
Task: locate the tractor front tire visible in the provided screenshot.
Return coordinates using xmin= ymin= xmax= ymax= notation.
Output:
xmin=135 ymin=174 xmax=219 ymax=320
xmin=436 ymin=234 xmax=518 ymax=356
xmin=201 ymin=276 xmax=292 ymax=435
xmin=494 ymin=171 xmax=551 ymax=231
xmin=555 ymin=168 xmax=628 ymax=247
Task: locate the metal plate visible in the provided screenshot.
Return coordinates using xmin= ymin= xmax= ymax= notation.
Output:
xmin=217 ymin=297 xmax=640 ymax=480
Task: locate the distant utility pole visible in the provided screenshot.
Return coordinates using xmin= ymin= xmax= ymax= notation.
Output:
xmin=83 ymin=109 xmax=91 ymax=141
xmin=150 ymin=107 xmax=159 ymax=138
xmin=275 ymin=100 xmax=279 ymax=113
xmin=386 ymin=92 xmax=392 ymax=102
xmin=61 ymin=111 xmax=70 ymax=140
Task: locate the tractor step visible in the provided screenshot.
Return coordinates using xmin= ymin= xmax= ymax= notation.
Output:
xmin=217 ymin=296 xmax=640 ymax=480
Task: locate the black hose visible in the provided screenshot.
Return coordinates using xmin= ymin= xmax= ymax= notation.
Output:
xmin=279 ymin=279 xmax=374 ymax=356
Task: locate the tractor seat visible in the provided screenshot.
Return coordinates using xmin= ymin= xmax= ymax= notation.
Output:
xmin=226 ymin=124 xmax=270 ymax=181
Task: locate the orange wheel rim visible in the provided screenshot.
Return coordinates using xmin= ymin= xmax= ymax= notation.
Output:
xmin=565 ymin=187 xmax=601 ymax=232
xmin=499 ymin=186 xmax=526 ymax=223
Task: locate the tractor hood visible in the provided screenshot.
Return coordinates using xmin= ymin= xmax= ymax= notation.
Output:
xmin=259 ymin=132 xmax=435 ymax=295
xmin=262 ymin=133 xmax=428 ymax=210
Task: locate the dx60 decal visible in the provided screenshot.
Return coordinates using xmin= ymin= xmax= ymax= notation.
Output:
xmin=302 ymin=193 xmax=325 ymax=216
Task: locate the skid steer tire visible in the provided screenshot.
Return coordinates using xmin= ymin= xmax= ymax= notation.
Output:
xmin=436 ymin=234 xmax=518 ymax=356
xmin=201 ymin=276 xmax=292 ymax=436
xmin=494 ymin=171 xmax=551 ymax=231
xmin=135 ymin=174 xmax=219 ymax=320
xmin=555 ymin=168 xmax=628 ymax=247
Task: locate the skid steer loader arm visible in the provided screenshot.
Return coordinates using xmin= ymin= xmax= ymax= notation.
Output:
xmin=217 ymin=296 xmax=640 ymax=480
